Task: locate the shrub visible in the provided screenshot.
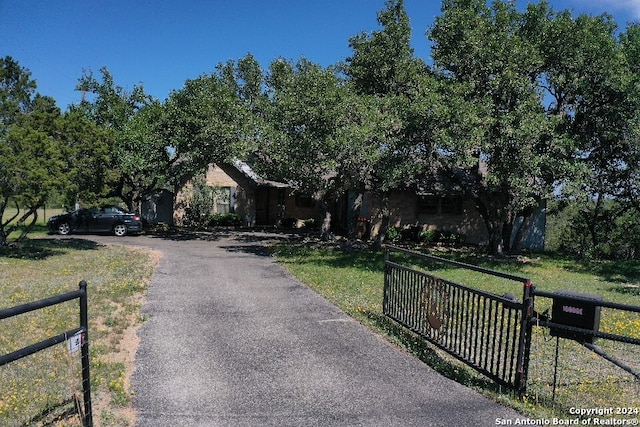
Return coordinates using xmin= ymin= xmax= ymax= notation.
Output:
xmin=182 ymin=184 xmax=216 ymax=229
xmin=420 ymin=229 xmax=437 ymax=243
xmin=400 ymin=225 xmax=422 ymax=241
xmin=547 ymin=200 xmax=640 ymax=260
xmin=386 ymin=226 xmax=402 ymax=243
xmin=438 ymin=230 xmax=464 ymax=245
xmin=418 ymin=229 xmax=464 ymax=245
xmin=208 ymin=213 xmax=242 ymax=227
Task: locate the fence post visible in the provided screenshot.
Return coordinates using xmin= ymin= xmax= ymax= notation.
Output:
xmin=383 ymin=246 xmax=391 ymax=313
xmin=79 ymin=280 xmax=93 ymax=427
xmin=515 ymin=280 xmax=534 ymax=393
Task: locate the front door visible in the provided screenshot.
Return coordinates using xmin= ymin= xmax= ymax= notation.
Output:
xmin=255 ymin=189 xmax=270 ymax=225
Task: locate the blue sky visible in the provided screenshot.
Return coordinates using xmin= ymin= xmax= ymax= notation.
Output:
xmin=1 ymin=0 xmax=638 ymax=109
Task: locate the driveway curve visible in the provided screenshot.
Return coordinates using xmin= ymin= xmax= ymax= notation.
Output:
xmin=95 ymin=231 xmax=524 ymax=426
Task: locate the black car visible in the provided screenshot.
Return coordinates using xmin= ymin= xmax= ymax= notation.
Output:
xmin=47 ymin=206 xmax=143 ymax=236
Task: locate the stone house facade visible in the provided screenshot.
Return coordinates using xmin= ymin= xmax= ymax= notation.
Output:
xmin=147 ymin=160 xmax=544 ymax=249
xmin=359 ymin=190 xmax=490 ymax=244
xmin=358 ymin=189 xmax=545 ymax=248
xmin=173 ymin=161 xmax=326 ymax=227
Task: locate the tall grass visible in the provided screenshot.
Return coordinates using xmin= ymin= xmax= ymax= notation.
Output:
xmin=273 ymin=243 xmax=640 ymax=420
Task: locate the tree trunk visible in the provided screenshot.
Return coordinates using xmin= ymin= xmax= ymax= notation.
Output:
xmin=510 ymin=214 xmax=531 ymax=255
xmin=0 ymin=198 xmax=20 ymax=247
xmin=501 ymin=216 xmax=513 ymax=254
xmin=373 ymin=192 xmax=390 ymax=250
xmin=487 ymin=223 xmax=504 ymax=256
xmin=16 ymin=198 xmax=46 ymax=241
xmin=0 ymin=197 xmax=11 ymax=246
xmin=347 ymin=192 xmax=363 ymax=239
xmin=510 ymin=203 xmax=542 ymax=255
xmin=319 ymin=201 xmax=332 ymax=241
xmin=475 ymin=196 xmax=504 ymax=256
xmin=589 ymin=194 xmax=604 ymax=253
xmin=17 ymin=210 xmax=38 ymax=242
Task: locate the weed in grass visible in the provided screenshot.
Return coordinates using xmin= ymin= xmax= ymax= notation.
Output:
xmin=107 ymin=365 xmax=129 ymax=407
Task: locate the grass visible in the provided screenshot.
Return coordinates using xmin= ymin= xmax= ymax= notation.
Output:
xmin=1 ymin=227 xmax=637 ymax=424
xmin=2 ymin=207 xmax=64 ymax=225
xmin=272 ymin=241 xmax=640 ymax=421
xmin=2 ymin=207 xmax=65 ymax=243
xmin=0 ymin=238 xmax=158 ymax=427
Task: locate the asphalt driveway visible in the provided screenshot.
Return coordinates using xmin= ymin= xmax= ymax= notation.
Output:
xmin=100 ymin=231 xmax=525 ymax=426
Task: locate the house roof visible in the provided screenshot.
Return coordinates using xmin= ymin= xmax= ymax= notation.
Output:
xmin=416 ymin=168 xmax=477 ymax=196
xmin=229 ymin=160 xmax=289 ymax=189
xmin=415 ymin=157 xmax=488 ymax=196
xmin=415 ymin=171 xmax=466 ymax=196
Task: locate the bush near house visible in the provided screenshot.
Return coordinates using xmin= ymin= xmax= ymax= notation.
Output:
xmin=208 ymin=213 xmax=243 ymax=227
xmin=386 ymin=225 xmax=465 ymax=245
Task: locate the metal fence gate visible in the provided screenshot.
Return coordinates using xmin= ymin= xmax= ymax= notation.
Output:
xmin=0 ymin=281 xmax=93 ymax=427
xmin=383 ymin=245 xmax=533 ymax=393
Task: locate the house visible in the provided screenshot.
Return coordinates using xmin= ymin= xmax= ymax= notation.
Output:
xmin=356 ymin=189 xmax=488 ymax=243
xmin=353 ymin=172 xmax=546 ymax=249
xmin=141 ymin=188 xmax=174 ymax=225
xmin=173 ymin=160 xmax=330 ymax=228
xmin=144 ymin=160 xmax=544 ymax=249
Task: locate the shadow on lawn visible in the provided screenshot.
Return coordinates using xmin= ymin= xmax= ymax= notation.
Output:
xmin=274 ymin=240 xmax=540 ymax=276
xmin=273 ymin=242 xmax=387 ymax=270
xmin=0 ymin=238 xmax=101 ymax=260
xmin=145 ymin=225 xmax=309 ymax=244
xmin=19 ymin=397 xmax=80 ymax=427
xmin=570 ymin=260 xmax=640 ymax=284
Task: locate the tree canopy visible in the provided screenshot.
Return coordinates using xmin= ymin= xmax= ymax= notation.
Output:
xmin=0 ymin=60 xmax=72 ymax=244
xmin=0 ymin=56 xmax=36 ymax=135
xmin=160 ymin=60 xmax=258 ymax=182
xmin=427 ymin=0 xmax=640 ymax=255
xmin=3 ymin=1 xmax=639 ymax=258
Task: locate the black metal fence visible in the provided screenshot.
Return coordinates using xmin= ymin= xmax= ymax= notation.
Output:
xmin=531 ymin=287 xmax=640 ymax=386
xmin=0 ymin=281 xmax=93 ymax=427
xmin=383 ymin=245 xmax=640 ymax=400
xmin=383 ymin=245 xmax=533 ymax=393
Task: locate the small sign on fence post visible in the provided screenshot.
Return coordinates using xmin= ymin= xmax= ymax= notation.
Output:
xmin=67 ymin=331 xmax=83 ymax=354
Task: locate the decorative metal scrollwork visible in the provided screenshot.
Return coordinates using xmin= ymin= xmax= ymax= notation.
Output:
xmin=421 ymin=279 xmax=450 ymax=336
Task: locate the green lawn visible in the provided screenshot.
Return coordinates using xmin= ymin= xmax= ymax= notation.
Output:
xmin=0 ymin=238 xmax=158 ymax=427
xmin=2 ymin=207 xmax=65 ymax=242
xmin=1 ymin=234 xmax=637 ymax=424
xmin=272 ymin=242 xmax=640 ymax=420
xmin=2 ymin=206 xmax=65 ymax=225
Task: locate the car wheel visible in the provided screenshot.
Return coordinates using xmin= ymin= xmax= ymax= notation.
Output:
xmin=113 ymin=224 xmax=128 ymax=237
xmin=58 ymin=222 xmax=71 ymax=235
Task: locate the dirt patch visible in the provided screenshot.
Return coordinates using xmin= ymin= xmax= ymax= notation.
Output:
xmin=92 ymin=247 xmax=162 ymax=427
xmin=91 ymin=310 xmax=141 ymax=426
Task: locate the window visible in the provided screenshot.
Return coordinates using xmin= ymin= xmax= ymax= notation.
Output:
xmin=417 ymin=196 xmax=463 ymax=215
xmin=216 ymin=187 xmax=232 ymax=214
xmin=440 ymin=197 xmax=463 ymax=215
xmin=417 ymin=196 xmax=439 ymax=214
xmin=295 ymin=194 xmax=316 ymax=208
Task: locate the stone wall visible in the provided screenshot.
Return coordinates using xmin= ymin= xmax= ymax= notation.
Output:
xmin=363 ymin=190 xmax=490 ymax=245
